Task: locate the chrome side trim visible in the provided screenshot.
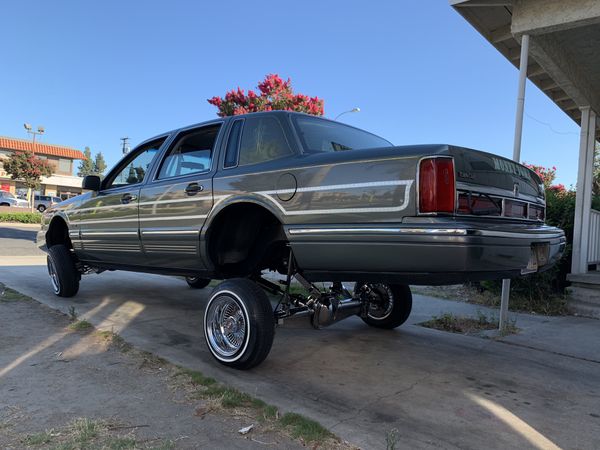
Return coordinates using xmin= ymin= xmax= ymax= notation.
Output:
xmin=289 ymin=228 xmax=467 ymax=235
xmin=74 ymin=214 xmax=208 ymax=225
xmin=81 ymin=231 xmax=138 ymax=236
xmin=474 ymin=229 xmax=565 ymax=239
xmin=288 ymin=227 xmax=565 ymax=240
xmin=141 ymin=230 xmax=199 ymax=235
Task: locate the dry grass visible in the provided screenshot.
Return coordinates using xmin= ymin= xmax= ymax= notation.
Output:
xmin=421 ymin=312 xmax=519 ymax=336
xmin=0 ymin=283 xmax=32 ymax=302
xmin=3 ymin=283 xmax=353 ymax=449
xmin=412 ymin=284 xmax=567 ymax=316
xmin=21 ymin=417 xmax=175 ymax=449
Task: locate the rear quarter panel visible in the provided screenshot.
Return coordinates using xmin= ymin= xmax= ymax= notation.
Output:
xmin=211 ymin=145 xmax=449 ymax=227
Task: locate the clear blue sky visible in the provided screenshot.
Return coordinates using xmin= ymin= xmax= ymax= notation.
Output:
xmin=0 ymin=0 xmax=580 ymax=186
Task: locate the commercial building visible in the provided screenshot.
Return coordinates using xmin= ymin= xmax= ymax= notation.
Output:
xmin=0 ymin=136 xmax=85 ymax=200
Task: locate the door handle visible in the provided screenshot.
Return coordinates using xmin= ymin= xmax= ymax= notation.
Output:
xmin=121 ymin=193 xmax=138 ymax=204
xmin=185 ymin=183 xmax=204 ymax=196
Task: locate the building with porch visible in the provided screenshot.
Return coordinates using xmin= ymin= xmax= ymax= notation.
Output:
xmin=0 ymin=136 xmax=85 ymax=200
xmin=451 ymin=0 xmax=600 ymax=316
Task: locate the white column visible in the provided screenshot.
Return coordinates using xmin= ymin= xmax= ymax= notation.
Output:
xmin=572 ymin=107 xmax=597 ymax=274
xmin=499 ymin=34 xmax=530 ymax=333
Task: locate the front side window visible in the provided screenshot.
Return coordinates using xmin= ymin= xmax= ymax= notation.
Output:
xmin=158 ymin=124 xmax=221 ymax=179
xmin=292 ymin=115 xmax=392 ymax=153
xmin=106 ymin=138 xmax=165 ymax=189
xmin=238 ymin=116 xmax=293 ymax=166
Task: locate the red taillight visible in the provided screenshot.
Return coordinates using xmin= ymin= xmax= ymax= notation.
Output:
xmin=419 ymin=157 xmax=455 ymax=213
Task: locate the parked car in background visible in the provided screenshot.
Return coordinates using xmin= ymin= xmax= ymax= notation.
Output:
xmin=0 ymin=191 xmax=29 ymax=208
xmin=34 ymin=195 xmax=62 ymax=212
xmin=37 ymin=111 xmax=565 ymax=369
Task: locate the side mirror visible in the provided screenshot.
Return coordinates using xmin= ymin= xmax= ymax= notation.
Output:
xmin=82 ymin=175 xmax=101 ymax=191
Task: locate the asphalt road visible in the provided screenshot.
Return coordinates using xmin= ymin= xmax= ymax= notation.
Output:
xmin=0 ymin=223 xmax=44 ymax=256
xmin=1 ymin=224 xmax=599 ymax=449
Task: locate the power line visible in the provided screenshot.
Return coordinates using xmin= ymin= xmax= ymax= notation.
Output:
xmin=525 ymin=112 xmax=579 ymax=136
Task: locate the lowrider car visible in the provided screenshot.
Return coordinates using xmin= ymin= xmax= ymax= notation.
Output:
xmin=38 ymin=111 xmax=565 ymax=369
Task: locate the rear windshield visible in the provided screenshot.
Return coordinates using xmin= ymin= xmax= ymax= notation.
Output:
xmin=292 ymin=115 xmax=392 ymax=153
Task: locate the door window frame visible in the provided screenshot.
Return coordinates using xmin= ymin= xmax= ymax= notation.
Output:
xmin=150 ymin=121 xmax=225 ymax=185
xmin=101 ymin=136 xmax=170 ymax=192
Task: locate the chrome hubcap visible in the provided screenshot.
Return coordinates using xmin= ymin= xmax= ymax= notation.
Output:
xmin=47 ymin=256 xmax=60 ymax=294
xmin=205 ymin=295 xmax=247 ymax=358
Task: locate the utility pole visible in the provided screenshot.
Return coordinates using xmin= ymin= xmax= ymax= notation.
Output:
xmin=121 ymin=137 xmax=130 ymax=155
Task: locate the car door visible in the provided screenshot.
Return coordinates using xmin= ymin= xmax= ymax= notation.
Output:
xmin=74 ymin=137 xmax=167 ymax=265
xmin=139 ymin=122 xmax=223 ymax=269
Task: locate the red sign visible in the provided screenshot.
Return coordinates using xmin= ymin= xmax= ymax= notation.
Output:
xmin=0 ymin=183 xmax=10 ymax=192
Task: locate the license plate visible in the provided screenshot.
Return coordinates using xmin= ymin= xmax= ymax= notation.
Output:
xmin=524 ymin=243 xmax=550 ymax=273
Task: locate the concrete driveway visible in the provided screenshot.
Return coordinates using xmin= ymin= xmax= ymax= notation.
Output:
xmin=1 ymin=224 xmax=599 ymax=449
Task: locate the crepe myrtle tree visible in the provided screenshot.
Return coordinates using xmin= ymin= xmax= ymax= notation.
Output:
xmin=208 ymin=74 xmax=324 ymax=117
xmin=522 ymin=163 xmax=556 ymax=189
xmin=3 ymin=150 xmax=53 ymax=212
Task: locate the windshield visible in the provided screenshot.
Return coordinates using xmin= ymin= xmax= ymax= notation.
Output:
xmin=52 ymin=197 xmax=62 ymax=203
xmin=1 ymin=191 xmax=16 ymax=199
xmin=292 ymin=115 xmax=392 ymax=153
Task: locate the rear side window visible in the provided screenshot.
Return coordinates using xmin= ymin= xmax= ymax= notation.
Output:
xmin=158 ymin=124 xmax=221 ymax=179
xmin=224 ymin=119 xmax=243 ymax=168
xmin=292 ymin=115 xmax=392 ymax=153
xmin=238 ymin=116 xmax=293 ymax=166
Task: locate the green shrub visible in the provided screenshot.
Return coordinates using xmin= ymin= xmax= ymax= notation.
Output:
xmin=0 ymin=212 xmax=41 ymax=224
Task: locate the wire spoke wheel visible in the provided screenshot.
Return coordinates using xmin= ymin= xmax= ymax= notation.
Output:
xmin=46 ymin=244 xmax=80 ymax=298
xmin=206 ymin=295 xmax=247 ymax=358
xmin=362 ymin=283 xmax=395 ymax=320
xmin=354 ymin=282 xmax=412 ymax=329
xmin=47 ymin=256 xmax=60 ymax=294
xmin=203 ymin=279 xmax=275 ymax=370
xmin=185 ymin=276 xmax=211 ymax=289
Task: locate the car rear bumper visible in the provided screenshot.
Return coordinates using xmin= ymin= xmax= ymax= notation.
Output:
xmin=286 ymin=222 xmax=566 ymax=285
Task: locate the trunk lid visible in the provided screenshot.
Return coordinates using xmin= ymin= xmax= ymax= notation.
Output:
xmin=448 ymin=146 xmax=545 ymax=221
xmin=449 ymin=146 xmax=544 ymax=199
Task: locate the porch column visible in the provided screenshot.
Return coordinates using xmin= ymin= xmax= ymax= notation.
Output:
xmin=571 ymin=107 xmax=597 ymax=274
xmin=499 ymin=34 xmax=530 ymax=332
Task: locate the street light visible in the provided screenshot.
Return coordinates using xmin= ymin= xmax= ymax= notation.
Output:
xmin=23 ymin=123 xmax=46 ymax=211
xmin=24 ymin=123 xmax=45 ymax=149
xmin=334 ymin=107 xmax=360 ymax=121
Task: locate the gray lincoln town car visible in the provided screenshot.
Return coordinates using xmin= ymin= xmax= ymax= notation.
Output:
xmin=38 ymin=111 xmax=565 ymax=369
